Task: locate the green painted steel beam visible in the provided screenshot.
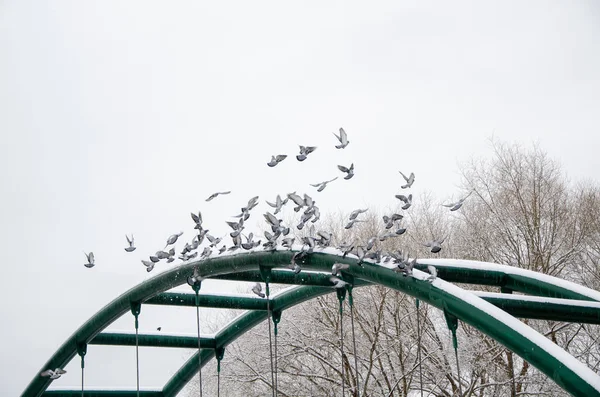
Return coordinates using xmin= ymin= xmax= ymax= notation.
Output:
xmin=43 ymin=391 xmax=162 ymax=396
xmin=25 ymin=251 xmax=600 ymax=397
xmin=145 ymin=292 xmax=269 ymax=310
xmin=211 ymin=269 xmax=341 ymax=285
xmin=90 ymin=332 xmax=216 ymax=349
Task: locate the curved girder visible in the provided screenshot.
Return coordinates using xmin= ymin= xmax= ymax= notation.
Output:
xmin=27 ymin=250 xmax=600 ymax=397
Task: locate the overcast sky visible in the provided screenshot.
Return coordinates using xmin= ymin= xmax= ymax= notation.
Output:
xmin=1 ymin=1 xmax=600 ymax=395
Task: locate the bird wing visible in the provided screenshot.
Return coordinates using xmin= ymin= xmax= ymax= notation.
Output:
xmin=339 ymin=128 xmax=347 ymax=143
xmin=399 ymin=171 xmax=408 ymax=181
xmin=326 ymin=177 xmax=338 ymax=183
xmin=55 ymin=368 xmax=67 ymax=375
xmin=275 ymin=154 xmax=287 ymax=162
xmin=41 ymin=370 xmax=54 ymax=377
xmin=338 ymin=165 xmax=349 ymax=173
xmin=89 ymin=252 xmax=94 ymax=263
xmin=206 ymin=193 xmax=217 ymax=201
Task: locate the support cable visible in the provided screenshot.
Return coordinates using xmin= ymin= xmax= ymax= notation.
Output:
xmin=216 ymin=347 xmax=225 ymax=397
xmin=444 ymin=310 xmax=463 ymax=397
xmin=416 ymin=299 xmax=424 ymax=397
xmin=77 ymin=343 xmax=86 ymax=397
xmin=130 ymin=302 xmax=142 ymax=397
xmin=192 ymin=282 xmax=203 ymax=397
xmin=266 ymin=283 xmax=276 ymax=397
xmin=337 ymin=288 xmax=347 ymax=396
xmin=273 ymin=311 xmax=282 ymax=395
xmin=348 ymin=287 xmax=360 ymax=397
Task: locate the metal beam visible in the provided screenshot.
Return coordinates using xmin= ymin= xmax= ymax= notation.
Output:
xmin=145 ymin=292 xmax=269 ymax=310
xmin=44 ymin=391 xmax=162 ymax=397
xmin=90 ymin=332 xmax=216 ymax=349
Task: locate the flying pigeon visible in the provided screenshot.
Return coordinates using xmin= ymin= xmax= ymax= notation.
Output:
xmin=395 ymin=194 xmax=413 ymax=210
xmin=345 ymin=219 xmax=364 ymax=229
xmin=206 ymin=191 xmax=231 ymax=202
xmin=442 ymin=192 xmax=472 ymax=211
xmin=399 ymin=171 xmax=415 ymax=189
xmin=338 ymin=163 xmax=354 ymax=180
xmin=332 ymin=262 xmax=350 ymax=276
xmin=149 ymin=255 xmax=160 ymax=263
xmin=191 ymin=212 xmax=203 ymax=228
xmin=266 ymin=195 xmax=288 ymax=214
xmin=187 ymin=267 xmax=203 ymax=287
xmin=267 ymin=154 xmax=287 ymax=167
xmin=157 ymin=327 xmax=162 ymax=331
xmin=41 ymin=368 xmax=67 ymax=379
xmin=426 ymin=265 xmax=437 ymax=283
xmin=310 ymin=177 xmax=338 ymax=192
xmin=333 ymin=127 xmax=349 ymax=149
xmin=252 ymin=282 xmax=265 ymax=298
xmin=124 ymin=234 xmax=136 ymax=252
xmin=84 ymin=252 xmax=95 ymax=268
xmin=349 ymin=208 xmax=368 ymax=220
xmin=165 ymin=232 xmax=183 ymax=248
xmin=281 ymin=237 xmax=295 ymax=249
xmin=155 ymin=250 xmax=170 ymax=260
xmin=288 ymin=251 xmax=306 ymax=274
xmin=366 ymin=237 xmax=377 ymax=251
xmin=296 ymin=145 xmax=317 ymax=162
xmin=141 ymin=260 xmax=155 ymax=272
xmin=424 ymin=237 xmax=445 ymax=253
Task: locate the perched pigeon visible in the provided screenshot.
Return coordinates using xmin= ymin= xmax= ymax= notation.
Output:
xmin=310 ymin=177 xmax=338 ymax=192
xmin=399 ymin=171 xmax=415 ymax=189
xmin=424 ymin=237 xmax=445 ymax=253
xmin=349 ymin=208 xmax=368 ymax=220
xmin=332 ymin=262 xmax=350 ymax=276
xmin=141 ymin=260 xmax=155 ymax=273
xmin=206 ymin=191 xmax=231 ymax=202
xmin=296 ymin=145 xmax=317 ymax=162
xmin=252 ymin=282 xmax=265 ymax=298
xmin=206 ymin=234 xmax=222 ymax=247
xmin=241 ymin=233 xmax=260 ymax=250
xmin=165 ymin=232 xmax=184 ymax=248
xmin=333 ymin=127 xmax=349 ymax=149
xmin=187 ymin=267 xmax=203 ymax=287
xmin=395 ymin=194 xmax=413 ymax=210
xmin=330 ymin=276 xmax=348 ymax=289
xmin=84 ymin=252 xmax=95 ymax=268
xmin=218 ymin=245 xmax=227 ymax=254
xmin=41 ymin=368 xmax=67 ymax=379
xmin=338 ymin=163 xmax=355 ymax=180
xmin=267 ymin=154 xmax=287 ymax=167
xmin=442 ymin=192 xmax=472 ymax=211
xmin=124 ymin=234 xmax=136 ymax=252
xmin=427 ymin=265 xmax=437 ymax=283
xmin=282 ymin=237 xmax=295 ymax=249
xmin=288 ymin=251 xmax=306 ymax=274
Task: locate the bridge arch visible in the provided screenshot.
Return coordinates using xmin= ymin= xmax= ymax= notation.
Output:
xmin=25 ymin=250 xmax=600 ymax=397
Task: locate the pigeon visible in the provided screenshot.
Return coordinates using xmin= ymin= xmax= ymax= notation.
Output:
xmin=345 ymin=219 xmax=364 ymax=229
xmin=252 ymin=282 xmax=265 ymax=298
xmin=378 ymin=232 xmax=397 ymax=241
xmin=241 ymin=233 xmax=260 ymax=250
xmin=245 ymin=196 xmax=260 ymax=211
xmin=281 ymin=237 xmax=295 ymax=249
xmin=424 ymin=237 xmax=445 ymax=253
xmin=338 ymin=163 xmax=355 ymax=180
xmin=395 ymin=258 xmax=416 ymax=277
xmin=165 ymin=232 xmax=184 ymax=248
xmin=332 ymin=262 xmax=350 ymax=276
xmin=442 ymin=192 xmax=472 ymax=211
xmin=349 ymin=208 xmax=368 ymax=220
xmin=333 ymin=127 xmax=349 ymax=149
xmin=266 ymin=194 xmax=288 ymax=214
xmin=191 ymin=212 xmax=203 ymax=228
xmin=155 ymin=250 xmax=170 ymax=260
xmin=157 ymin=327 xmax=162 ymax=331
xmin=141 ymin=260 xmax=155 ymax=272
xmin=124 ymin=234 xmax=136 ymax=252
xmin=267 ymin=154 xmax=287 ymax=167
xmin=149 ymin=255 xmax=160 ymax=263
xmin=84 ymin=252 xmax=95 ymax=268
xmin=399 ymin=171 xmax=415 ymax=189
xmin=310 ymin=177 xmax=338 ymax=192
xmin=288 ymin=251 xmax=306 ymax=274
xmin=187 ymin=267 xmax=203 ymax=286
xmin=206 ymin=234 xmax=222 ymax=247
xmin=426 ymin=265 xmax=437 ymax=283
xmin=206 ymin=191 xmax=231 ymax=202
xmin=41 ymin=368 xmax=67 ymax=379
xmin=395 ymin=194 xmax=413 ymax=210
xmin=366 ymin=237 xmax=377 ymax=251
xmin=330 ymin=276 xmax=348 ymax=289
xmin=201 ymin=246 xmax=212 ymax=258
xmin=218 ymin=245 xmax=227 ymax=254
xmin=296 ymin=145 xmax=317 ymax=162
xmin=287 ymin=192 xmax=305 ymax=212
xmin=338 ymin=241 xmax=355 ymax=257
xmin=383 ymin=214 xmax=403 ymax=229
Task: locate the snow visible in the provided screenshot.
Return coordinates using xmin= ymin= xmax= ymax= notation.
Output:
xmin=418 ymin=258 xmax=600 ymax=302
xmin=430 ymin=276 xmax=600 ymax=391
xmin=473 ymin=291 xmax=600 ymax=309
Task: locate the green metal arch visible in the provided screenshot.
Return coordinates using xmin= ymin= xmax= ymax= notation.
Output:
xmin=27 ymin=250 xmax=600 ymax=397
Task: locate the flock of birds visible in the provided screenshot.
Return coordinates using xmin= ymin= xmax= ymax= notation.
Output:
xmin=44 ymin=128 xmax=472 ymax=380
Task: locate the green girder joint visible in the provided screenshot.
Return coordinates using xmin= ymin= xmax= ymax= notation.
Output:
xmin=130 ymin=301 xmax=142 ymax=329
xmin=272 ymin=310 xmax=282 ymax=336
xmin=216 ymin=347 xmax=225 ymax=373
xmin=444 ymin=310 xmax=459 ymax=350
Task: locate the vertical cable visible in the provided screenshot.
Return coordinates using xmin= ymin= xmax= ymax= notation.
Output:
xmin=134 ymin=315 xmax=140 ymax=397
xmin=416 ymin=299 xmax=423 ymax=397
xmin=266 ymin=284 xmax=276 ymax=397
xmin=349 ymin=290 xmax=360 ymax=397
xmin=77 ymin=343 xmax=86 ymax=397
xmin=339 ymin=298 xmax=345 ymax=396
xmin=274 ymin=327 xmax=279 ymax=394
xmin=80 ymin=355 xmax=84 ymax=397
xmin=454 ymin=344 xmax=463 ymax=396
xmin=196 ymin=293 xmax=203 ymax=397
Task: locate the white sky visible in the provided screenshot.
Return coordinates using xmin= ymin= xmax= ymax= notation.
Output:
xmin=1 ymin=1 xmax=599 ymax=395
